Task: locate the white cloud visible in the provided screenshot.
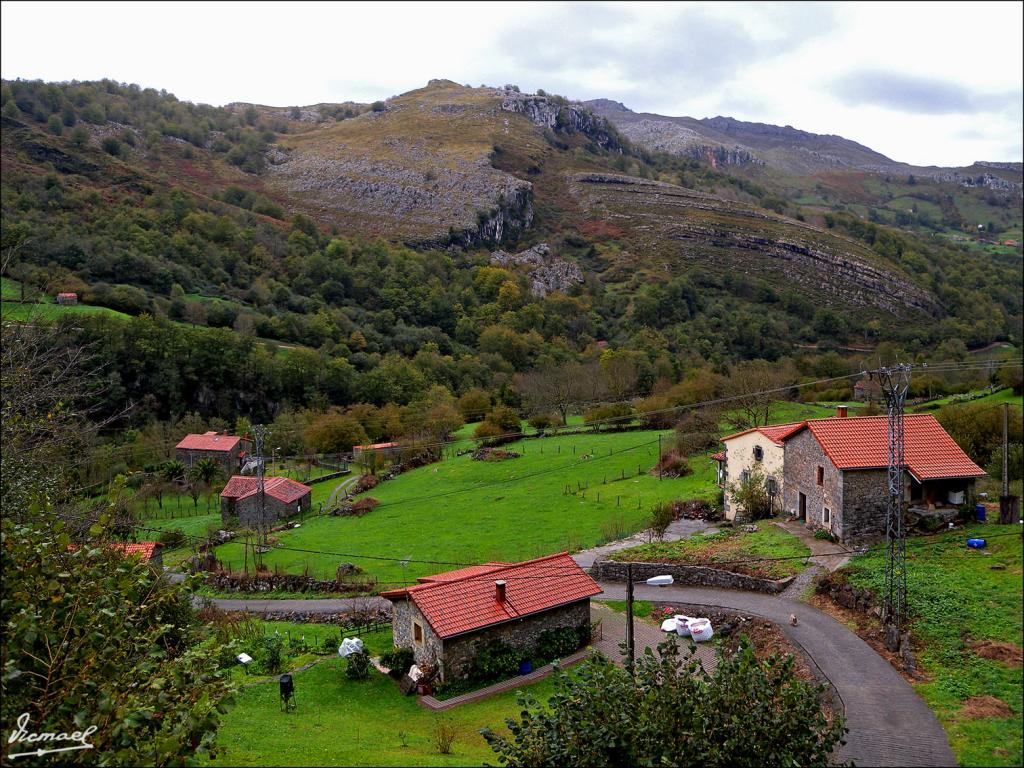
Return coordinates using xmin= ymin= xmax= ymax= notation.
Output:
xmin=1 ymin=0 xmax=1020 ymax=165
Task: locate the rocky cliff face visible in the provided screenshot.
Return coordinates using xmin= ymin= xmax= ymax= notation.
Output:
xmin=499 ymin=89 xmax=623 ymax=151
xmin=924 ymin=170 xmax=1021 ymax=194
xmin=568 ymin=172 xmax=940 ymax=318
xmin=490 ymin=242 xmax=584 ymax=297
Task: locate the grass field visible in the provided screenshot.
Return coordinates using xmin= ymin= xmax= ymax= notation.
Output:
xmin=1 ymin=299 xmax=131 ymax=321
xmin=610 ymin=522 xmax=812 ymax=580
xmin=209 ymin=653 xmax=556 ymax=766
xmin=839 ymin=524 xmax=1023 ymax=767
xmin=213 ymin=429 xmax=719 ymax=585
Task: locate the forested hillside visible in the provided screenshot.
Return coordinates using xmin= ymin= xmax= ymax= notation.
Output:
xmin=1 ymin=78 xmax=1021 ymax=458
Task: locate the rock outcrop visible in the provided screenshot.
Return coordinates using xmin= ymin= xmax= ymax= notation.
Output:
xmin=568 ymin=172 xmax=941 ymax=318
xmin=490 ymin=242 xmax=584 ymax=297
xmin=498 ymin=88 xmax=622 ymax=151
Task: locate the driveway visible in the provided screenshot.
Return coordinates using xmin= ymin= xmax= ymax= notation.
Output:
xmin=596 ymin=583 xmax=956 ymax=768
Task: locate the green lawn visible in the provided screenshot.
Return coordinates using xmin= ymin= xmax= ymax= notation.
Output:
xmin=1 ymin=299 xmax=131 ymax=321
xmin=839 ymin=524 xmax=1023 ymax=767
xmin=209 ymin=655 xmax=556 ymax=766
xmin=609 ymin=522 xmax=811 ymax=580
xmin=214 ymin=429 xmax=719 ymax=585
xmin=912 ymin=388 xmax=1024 ymax=412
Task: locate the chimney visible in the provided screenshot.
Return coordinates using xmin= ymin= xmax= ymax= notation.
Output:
xmin=495 ymin=580 xmax=506 ymax=603
xmin=836 ymin=406 xmax=848 ymax=418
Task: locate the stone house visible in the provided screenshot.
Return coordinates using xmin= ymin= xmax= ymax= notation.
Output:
xmin=219 ymin=476 xmax=312 ymax=528
xmin=380 ymin=552 xmax=601 ymax=682
xmin=55 ymin=292 xmax=78 ymax=305
xmin=716 ymin=421 xmax=803 ymax=521
xmin=175 ymin=431 xmax=250 ymax=474
xmin=781 ymin=413 xmax=985 ymax=544
xmin=853 ymin=378 xmax=884 ymax=403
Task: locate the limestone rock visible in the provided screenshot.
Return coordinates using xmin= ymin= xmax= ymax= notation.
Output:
xmin=490 ymin=243 xmax=584 ymax=297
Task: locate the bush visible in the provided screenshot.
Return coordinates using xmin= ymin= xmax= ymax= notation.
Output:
xmin=473 ymin=420 xmax=505 ymax=439
xmin=158 ymin=528 xmax=187 ymax=549
xmin=100 ymin=136 xmax=122 ymax=156
xmin=433 ymin=716 xmax=457 ymax=755
xmin=350 ymin=496 xmax=380 ymax=514
xmin=536 ymin=627 xmax=583 ymax=662
xmin=648 ymin=501 xmax=676 ymax=540
xmin=467 ymin=639 xmax=519 ymax=682
xmin=260 ymin=635 xmax=284 ymax=674
xmin=653 ymin=450 xmax=693 ymax=479
xmin=381 ymin=647 xmax=415 ymax=680
xmin=346 ymin=651 xmax=370 ymax=680
xmin=583 ymin=402 xmax=633 ymax=426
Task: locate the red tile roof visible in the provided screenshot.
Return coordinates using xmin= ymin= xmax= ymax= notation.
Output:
xmin=220 ymin=476 xmax=311 ymax=503
xmin=785 ymin=414 xmax=985 ymax=481
xmin=176 ymin=432 xmax=243 ymax=452
xmin=711 ymin=452 xmax=726 ymax=462
xmin=70 ymin=542 xmax=162 ymax=561
xmin=381 ymin=553 xmax=602 ymax=639
xmin=721 ymin=422 xmax=803 ymax=446
xmin=57 ymin=292 xmax=78 ymax=298
xmin=353 ymin=442 xmax=401 ymax=451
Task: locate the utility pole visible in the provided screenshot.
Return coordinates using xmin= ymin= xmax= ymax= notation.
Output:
xmin=658 ymin=434 xmax=663 ymax=481
xmin=625 ymin=563 xmax=635 ymax=676
xmin=878 ymin=364 xmax=911 ymax=653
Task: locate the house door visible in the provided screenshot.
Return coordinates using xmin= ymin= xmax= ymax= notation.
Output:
xmin=798 ymin=492 xmax=807 ymax=520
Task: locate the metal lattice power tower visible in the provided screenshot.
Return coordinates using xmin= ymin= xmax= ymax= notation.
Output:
xmin=251 ymin=424 xmax=269 ymax=566
xmin=877 ymin=364 xmax=911 ymax=652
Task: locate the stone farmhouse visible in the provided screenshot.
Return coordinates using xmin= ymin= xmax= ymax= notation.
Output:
xmin=380 ymin=552 xmax=601 ymax=682
xmin=55 ymin=291 xmax=78 ymax=305
xmin=717 ymin=408 xmax=985 ymax=543
xmin=175 ymin=431 xmax=251 ymax=474
xmin=782 ymin=413 xmax=984 ymax=544
xmin=219 ymin=476 xmax=312 ymax=528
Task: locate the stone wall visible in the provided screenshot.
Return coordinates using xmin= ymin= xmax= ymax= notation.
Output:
xmin=840 ymin=469 xmax=889 ymax=545
xmin=441 ymin=600 xmax=591 ymax=680
xmin=176 ymin=446 xmax=241 ymax=474
xmin=591 ymin=559 xmax=793 ymax=594
xmin=390 ymin=599 xmax=445 ymax=675
xmin=782 ymin=429 xmax=843 ymax=538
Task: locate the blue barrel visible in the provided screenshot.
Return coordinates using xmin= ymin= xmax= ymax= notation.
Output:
xmin=519 ymin=660 xmax=533 ymax=675
xmin=975 ymin=503 xmax=986 ymax=522
xmin=967 ymin=538 xmax=986 ymax=549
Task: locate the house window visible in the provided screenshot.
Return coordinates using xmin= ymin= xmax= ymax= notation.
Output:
xmin=741 ymin=470 xmax=751 ymax=484
xmin=816 ymin=466 xmax=824 ymax=486
xmin=823 ymin=507 xmax=831 ymax=525
xmin=413 ymin=620 xmax=423 ymax=645
xmin=753 ymin=445 xmax=764 ymax=462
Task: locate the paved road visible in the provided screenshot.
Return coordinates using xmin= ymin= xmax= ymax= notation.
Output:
xmin=203 ymin=596 xmax=388 ymax=613
xmin=599 ymin=582 xmax=956 ymax=768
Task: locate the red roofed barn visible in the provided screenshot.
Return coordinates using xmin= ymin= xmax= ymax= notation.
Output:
xmin=220 ymin=475 xmax=312 ymax=528
xmin=782 ymin=412 xmax=984 ymax=544
xmin=175 ymin=431 xmax=250 ymax=474
xmin=381 ymin=552 xmax=601 ymax=681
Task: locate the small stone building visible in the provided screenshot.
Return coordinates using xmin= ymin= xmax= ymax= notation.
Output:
xmin=853 ymin=378 xmax=884 ymax=403
xmin=380 ymin=552 xmax=601 ymax=682
xmin=219 ymin=476 xmax=312 ymax=528
xmin=55 ymin=292 xmax=78 ymax=306
xmin=176 ymin=431 xmax=250 ymax=474
xmin=782 ymin=413 xmax=985 ymax=544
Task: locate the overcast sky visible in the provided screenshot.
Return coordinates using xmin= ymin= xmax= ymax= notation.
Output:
xmin=2 ymin=1 xmax=1021 ymax=166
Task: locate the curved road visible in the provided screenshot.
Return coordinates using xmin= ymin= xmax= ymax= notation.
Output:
xmin=207 ymin=583 xmax=955 ymax=767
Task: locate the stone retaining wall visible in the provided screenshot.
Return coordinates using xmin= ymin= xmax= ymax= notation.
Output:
xmin=591 ymin=558 xmax=794 ymax=594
